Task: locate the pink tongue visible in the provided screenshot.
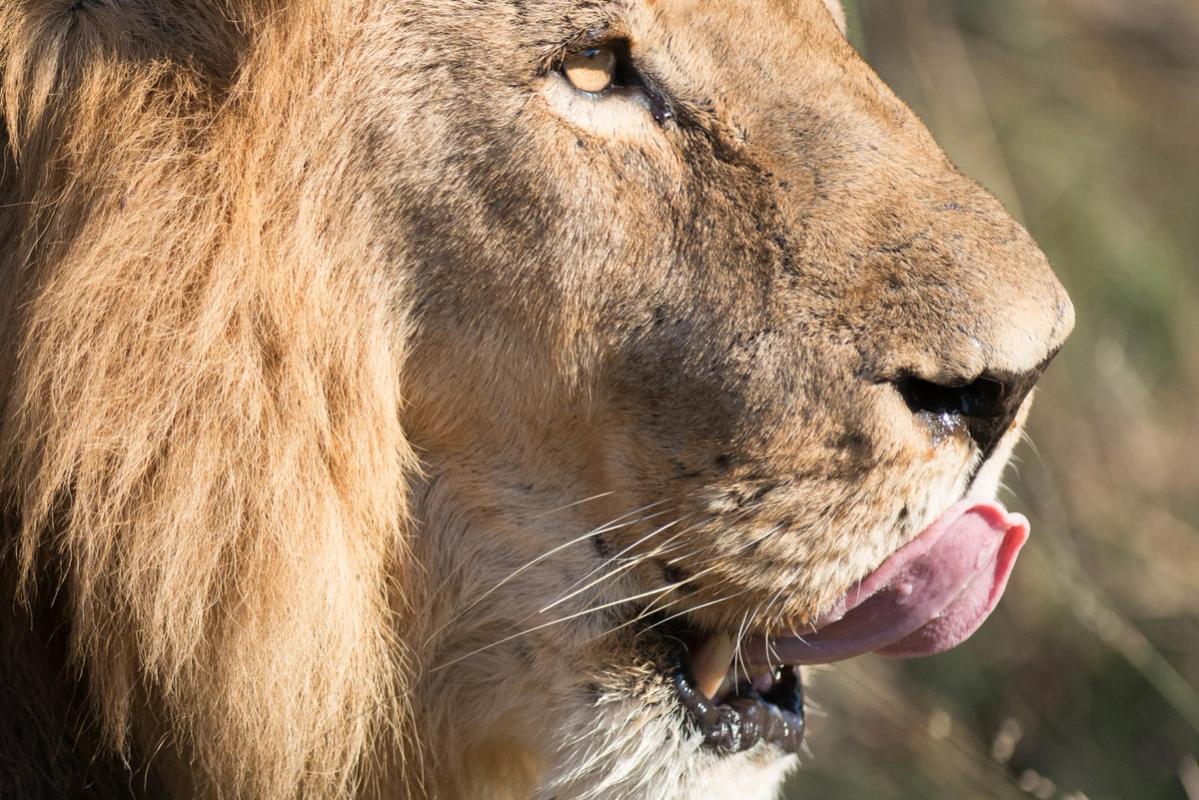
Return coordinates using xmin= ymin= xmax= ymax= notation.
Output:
xmin=753 ymin=501 xmax=1028 ymax=666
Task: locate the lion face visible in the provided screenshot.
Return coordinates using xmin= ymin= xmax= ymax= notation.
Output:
xmin=0 ymin=0 xmax=1072 ymax=798
xmin=381 ymin=0 xmax=1073 ymax=796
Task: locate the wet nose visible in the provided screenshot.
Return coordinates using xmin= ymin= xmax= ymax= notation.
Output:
xmin=894 ymin=357 xmax=1055 ymax=459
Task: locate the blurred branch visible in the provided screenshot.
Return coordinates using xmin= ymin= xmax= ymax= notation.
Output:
xmin=1181 ymin=756 xmax=1199 ymax=800
xmin=1064 ymin=556 xmax=1199 ymax=737
xmin=830 ymin=660 xmax=1031 ymax=800
xmin=1059 ymin=0 xmax=1199 ymax=68
xmin=1027 ymin=444 xmax=1199 ymax=737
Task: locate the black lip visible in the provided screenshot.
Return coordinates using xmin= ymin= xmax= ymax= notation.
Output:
xmin=673 ymin=664 xmax=806 ymax=754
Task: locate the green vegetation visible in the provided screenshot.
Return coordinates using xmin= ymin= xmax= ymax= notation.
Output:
xmin=786 ymin=3 xmax=1199 ymax=798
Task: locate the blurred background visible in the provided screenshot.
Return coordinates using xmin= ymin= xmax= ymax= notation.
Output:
xmin=786 ymin=2 xmax=1199 ymax=798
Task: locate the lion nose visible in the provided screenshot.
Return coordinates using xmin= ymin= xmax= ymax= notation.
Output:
xmin=893 ymin=359 xmax=1053 ymax=459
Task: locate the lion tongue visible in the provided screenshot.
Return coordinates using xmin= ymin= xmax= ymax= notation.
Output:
xmin=756 ymin=501 xmax=1029 ymax=665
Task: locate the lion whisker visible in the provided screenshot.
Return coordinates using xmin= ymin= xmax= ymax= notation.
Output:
xmin=761 ymin=585 xmax=789 ymax=669
xmin=732 ymin=608 xmax=752 ymax=685
xmin=430 ymin=576 xmax=718 ymax=672
xmin=580 ymin=555 xmax=711 ymax=643
xmin=594 ymin=585 xmax=705 ymax=644
xmin=496 ymin=522 xmax=712 ymax=648
xmin=422 ymin=500 xmax=671 ymax=648
xmin=632 ymin=588 xmax=755 ymax=639
xmin=436 ymin=507 xmax=783 ymax=676
xmin=591 ymin=521 xmax=787 ymax=643
xmin=663 ymin=517 xmax=779 ymax=568
xmin=435 ymin=519 xmax=743 ymax=673
xmin=538 ymin=515 xmax=699 ymax=614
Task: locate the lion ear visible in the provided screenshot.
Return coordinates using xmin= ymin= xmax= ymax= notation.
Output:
xmin=1 ymin=7 xmax=416 ymax=797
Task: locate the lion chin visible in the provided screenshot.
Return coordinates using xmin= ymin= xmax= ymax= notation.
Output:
xmin=0 ymin=0 xmax=1072 ymax=798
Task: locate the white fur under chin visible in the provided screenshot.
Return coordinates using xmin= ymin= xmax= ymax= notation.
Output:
xmin=410 ymin=469 xmax=800 ymax=800
xmin=537 ymin=689 xmax=798 ymax=800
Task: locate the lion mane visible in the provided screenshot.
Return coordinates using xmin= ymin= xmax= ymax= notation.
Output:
xmin=2 ymin=2 xmax=414 ymax=796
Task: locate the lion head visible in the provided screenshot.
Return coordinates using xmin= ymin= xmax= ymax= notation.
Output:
xmin=0 ymin=0 xmax=1072 ymax=798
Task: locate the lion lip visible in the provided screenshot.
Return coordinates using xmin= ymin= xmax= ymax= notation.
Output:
xmin=673 ymin=664 xmax=806 ymax=755
xmin=745 ymin=499 xmax=1030 ymax=665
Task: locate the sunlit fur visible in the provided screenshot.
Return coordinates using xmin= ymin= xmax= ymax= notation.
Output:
xmin=0 ymin=2 xmax=414 ymax=796
xmin=0 ymin=0 xmax=1072 ymax=798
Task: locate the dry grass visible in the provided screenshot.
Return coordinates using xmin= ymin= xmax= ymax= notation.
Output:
xmin=786 ymin=2 xmax=1199 ymax=798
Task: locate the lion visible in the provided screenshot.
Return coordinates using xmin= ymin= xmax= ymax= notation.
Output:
xmin=0 ymin=0 xmax=1073 ymax=797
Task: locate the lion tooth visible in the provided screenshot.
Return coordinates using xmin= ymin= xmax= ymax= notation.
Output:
xmin=690 ymin=633 xmax=736 ymax=700
xmin=711 ymin=673 xmax=734 ymax=705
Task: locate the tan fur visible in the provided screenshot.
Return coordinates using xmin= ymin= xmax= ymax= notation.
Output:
xmin=1 ymin=2 xmax=414 ymax=796
xmin=0 ymin=1 xmax=1072 ymax=798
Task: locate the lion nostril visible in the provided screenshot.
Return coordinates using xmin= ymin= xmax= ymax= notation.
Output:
xmin=896 ymin=375 xmax=1005 ymax=420
xmin=895 ymin=373 xmax=1029 ymax=458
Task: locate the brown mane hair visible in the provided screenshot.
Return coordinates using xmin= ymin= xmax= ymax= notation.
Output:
xmin=0 ymin=1 xmax=415 ymax=796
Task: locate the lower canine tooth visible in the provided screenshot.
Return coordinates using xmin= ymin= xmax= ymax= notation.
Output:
xmin=690 ymin=633 xmax=736 ymax=700
xmin=711 ymin=673 xmax=734 ymax=705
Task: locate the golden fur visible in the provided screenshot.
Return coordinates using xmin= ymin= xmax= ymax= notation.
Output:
xmin=0 ymin=1 xmax=1072 ymax=798
xmin=2 ymin=2 xmax=413 ymax=796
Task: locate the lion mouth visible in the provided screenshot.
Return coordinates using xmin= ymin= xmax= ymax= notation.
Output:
xmin=672 ymin=500 xmax=1028 ymax=755
xmin=672 ymin=661 xmax=805 ymax=755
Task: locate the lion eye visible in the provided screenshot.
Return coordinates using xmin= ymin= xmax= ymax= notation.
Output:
xmin=563 ymin=47 xmax=618 ymax=93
